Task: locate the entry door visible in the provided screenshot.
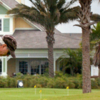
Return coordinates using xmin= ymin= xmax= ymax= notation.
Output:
xmin=30 ymin=60 xmax=40 ymax=75
xmin=30 ymin=59 xmax=48 ymax=75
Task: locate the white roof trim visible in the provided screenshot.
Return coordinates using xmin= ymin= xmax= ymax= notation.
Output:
xmin=23 ymin=18 xmax=43 ymax=31
xmin=0 ymin=0 xmax=11 ymax=10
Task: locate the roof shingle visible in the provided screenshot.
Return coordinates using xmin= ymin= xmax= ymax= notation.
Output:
xmin=1 ymin=0 xmax=18 ymax=9
xmin=13 ymin=30 xmax=82 ymax=49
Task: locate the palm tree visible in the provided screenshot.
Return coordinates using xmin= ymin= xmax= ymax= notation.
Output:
xmin=8 ymin=0 xmax=79 ymax=77
xmin=75 ymin=0 xmax=100 ymax=93
xmin=74 ymin=0 xmax=99 ymax=93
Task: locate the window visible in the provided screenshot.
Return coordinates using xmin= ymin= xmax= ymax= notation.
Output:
xmin=3 ymin=19 xmax=10 ymax=32
xmin=19 ymin=61 xmax=28 ymax=74
xmin=41 ymin=62 xmax=48 ymax=74
xmin=0 ymin=18 xmax=10 ymax=32
xmin=0 ymin=19 xmax=2 ymax=31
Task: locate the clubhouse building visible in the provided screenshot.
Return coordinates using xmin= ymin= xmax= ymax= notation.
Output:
xmin=0 ymin=0 xmax=98 ymax=77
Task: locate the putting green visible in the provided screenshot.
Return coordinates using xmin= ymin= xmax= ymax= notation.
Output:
xmin=0 ymin=88 xmax=99 ymax=100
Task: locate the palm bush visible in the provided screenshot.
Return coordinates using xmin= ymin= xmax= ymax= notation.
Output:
xmin=58 ymin=49 xmax=82 ymax=76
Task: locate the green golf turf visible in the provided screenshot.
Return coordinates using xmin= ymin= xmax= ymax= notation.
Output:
xmin=0 ymin=88 xmax=99 ymax=100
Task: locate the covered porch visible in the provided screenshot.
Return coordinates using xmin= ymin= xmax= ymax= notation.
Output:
xmin=0 ymin=49 xmax=63 ymax=76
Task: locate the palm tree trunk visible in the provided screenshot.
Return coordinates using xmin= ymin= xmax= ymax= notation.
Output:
xmin=48 ymin=41 xmax=54 ymax=77
xmin=99 ymin=66 xmax=100 ymax=78
xmin=82 ymin=28 xmax=91 ymax=93
xmin=46 ymin=31 xmax=55 ymax=77
xmin=79 ymin=0 xmax=92 ymax=93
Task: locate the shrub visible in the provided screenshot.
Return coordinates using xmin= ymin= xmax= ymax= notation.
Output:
xmin=47 ymin=79 xmax=55 ymax=88
xmin=73 ymin=79 xmax=81 ymax=89
xmin=0 ymin=74 xmax=100 ymax=89
xmin=54 ymin=77 xmax=67 ymax=88
xmin=96 ymin=78 xmax=100 ymax=87
xmin=68 ymin=82 xmax=75 ymax=89
xmin=91 ymin=80 xmax=98 ymax=89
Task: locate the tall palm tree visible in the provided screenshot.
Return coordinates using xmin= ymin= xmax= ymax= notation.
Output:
xmin=74 ymin=0 xmax=99 ymax=93
xmin=8 ymin=0 xmax=79 ymax=77
xmin=75 ymin=0 xmax=100 ymax=93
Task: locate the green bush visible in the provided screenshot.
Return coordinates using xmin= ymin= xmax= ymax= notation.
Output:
xmin=96 ymin=78 xmax=100 ymax=87
xmin=0 ymin=75 xmax=100 ymax=89
xmin=73 ymin=79 xmax=81 ymax=89
xmin=91 ymin=80 xmax=98 ymax=89
xmin=54 ymin=77 xmax=67 ymax=88
xmin=68 ymin=82 xmax=75 ymax=89
xmin=47 ymin=79 xmax=55 ymax=88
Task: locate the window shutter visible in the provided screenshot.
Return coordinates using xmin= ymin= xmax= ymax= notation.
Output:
xmin=3 ymin=19 xmax=10 ymax=32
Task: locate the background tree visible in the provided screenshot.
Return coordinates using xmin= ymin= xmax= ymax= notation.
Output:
xmin=90 ymin=23 xmax=100 ymax=78
xmin=59 ymin=49 xmax=82 ymax=76
xmin=8 ymin=0 xmax=79 ymax=77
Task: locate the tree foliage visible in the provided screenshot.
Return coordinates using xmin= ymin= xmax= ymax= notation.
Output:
xmin=58 ymin=49 xmax=82 ymax=76
xmin=90 ymin=23 xmax=100 ymax=67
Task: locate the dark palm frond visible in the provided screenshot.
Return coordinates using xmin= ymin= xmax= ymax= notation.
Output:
xmin=65 ymin=0 xmax=78 ymax=9
xmin=91 ymin=14 xmax=100 ymax=22
xmin=90 ymin=23 xmax=100 ymax=50
xmin=8 ymin=0 xmax=78 ymax=33
xmin=57 ymin=0 xmax=66 ymax=9
xmin=59 ymin=6 xmax=80 ymax=23
xmin=93 ymin=44 xmax=100 ymax=67
xmin=90 ymin=22 xmax=100 ymax=67
xmin=58 ymin=48 xmax=82 ymax=75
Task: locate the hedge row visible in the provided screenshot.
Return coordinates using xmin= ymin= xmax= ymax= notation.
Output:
xmin=0 ymin=74 xmax=100 ymax=89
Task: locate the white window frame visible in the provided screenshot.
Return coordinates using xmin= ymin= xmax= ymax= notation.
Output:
xmin=16 ymin=59 xmax=29 ymax=74
xmin=0 ymin=15 xmax=13 ymax=35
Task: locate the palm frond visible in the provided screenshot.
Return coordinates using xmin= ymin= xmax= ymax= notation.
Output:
xmin=91 ymin=14 xmax=100 ymax=22
xmin=8 ymin=0 xmax=78 ymax=33
xmin=59 ymin=6 xmax=80 ymax=23
xmin=93 ymin=44 xmax=100 ymax=67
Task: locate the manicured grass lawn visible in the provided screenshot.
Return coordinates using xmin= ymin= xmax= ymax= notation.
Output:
xmin=0 ymin=88 xmax=99 ymax=100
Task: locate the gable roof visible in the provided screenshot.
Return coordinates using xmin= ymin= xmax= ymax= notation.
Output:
xmin=1 ymin=0 xmax=18 ymax=9
xmin=13 ymin=30 xmax=82 ymax=49
xmin=1 ymin=0 xmax=61 ymax=33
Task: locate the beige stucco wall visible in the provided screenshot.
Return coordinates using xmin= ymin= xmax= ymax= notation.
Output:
xmin=16 ymin=0 xmax=21 ymax=3
xmin=16 ymin=0 xmax=25 ymax=4
xmin=7 ymin=59 xmax=16 ymax=76
xmin=15 ymin=18 xmax=33 ymax=29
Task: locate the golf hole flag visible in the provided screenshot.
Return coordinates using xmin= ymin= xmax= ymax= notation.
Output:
xmin=66 ymin=86 xmax=69 ymax=89
xmin=34 ymin=85 xmax=36 ymax=88
xmin=39 ymin=90 xmax=42 ymax=93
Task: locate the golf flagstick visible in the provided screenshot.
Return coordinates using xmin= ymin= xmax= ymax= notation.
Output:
xmin=66 ymin=86 xmax=69 ymax=96
xmin=39 ymin=90 xmax=42 ymax=99
xmin=34 ymin=85 xmax=36 ymax=95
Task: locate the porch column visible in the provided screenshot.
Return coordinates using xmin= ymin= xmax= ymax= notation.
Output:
xmin=1 ymin=57 xmax=7 ymax=77
xmin=54 ymin=53 xmax=57 ymax=75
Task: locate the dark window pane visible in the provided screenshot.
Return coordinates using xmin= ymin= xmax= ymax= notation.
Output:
xmin=19 ymin=61 xmax=28 ymax=75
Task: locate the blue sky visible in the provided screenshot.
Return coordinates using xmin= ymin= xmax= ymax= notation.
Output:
xmin=25 ymin=0 xmax=100 ymax=33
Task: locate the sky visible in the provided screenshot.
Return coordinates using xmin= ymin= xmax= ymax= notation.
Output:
xmin=25 ymin=0 xmax=100 ymax=33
